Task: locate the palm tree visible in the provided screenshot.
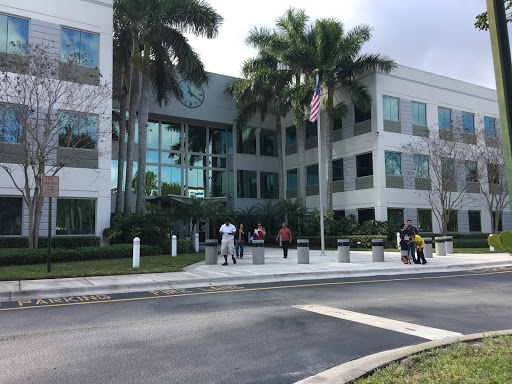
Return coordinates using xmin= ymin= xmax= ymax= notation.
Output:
xmin=313 ymin=19 xmax=396 ymax=211
xmin=225 ymin=52 xmax=292 ymax=199
xmin=256 ymin=200 xmax=278 ymax=235
xmin=114 ymin=0 xmax=223 ymax=216
xmin=202 ymin=199 xmax=226 ymax=239
xmin=275 ymin=197 xmax=306 ymax=232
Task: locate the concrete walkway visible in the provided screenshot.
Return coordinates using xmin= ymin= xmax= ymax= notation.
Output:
xmin=1 ymin=248 xmax=511 ymax=302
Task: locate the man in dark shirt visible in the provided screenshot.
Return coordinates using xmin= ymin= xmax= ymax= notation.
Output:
xmin=403 ymin=220 xmax=419 ymax=263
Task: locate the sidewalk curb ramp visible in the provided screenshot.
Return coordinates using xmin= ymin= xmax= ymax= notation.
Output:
xmin=294 ymin=329 xmax=512 ymax=384
xmin=1 ymin=260 xmax=512 ymax=303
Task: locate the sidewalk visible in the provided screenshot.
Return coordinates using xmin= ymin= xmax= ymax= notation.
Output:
xmin=1 ymin=248 xmax=511 ymax=302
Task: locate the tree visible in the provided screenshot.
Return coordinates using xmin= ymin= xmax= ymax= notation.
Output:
xmin=275 ymin=197 xmax=307 ymax=232
xmin=476 ymin=127 xmax=509 ymax=233
xmin=0 ymin=44 xmax=111 ymax=248
xmin=202 ymin=199 xmax=226 ymax=239
xmin=313 ymin=19 xmax=395 ymax=211
xmin=114 ymin=0 xmax=223 ymax=216
xmin=475 ymin=0 xmax=512 ymax=30
xmin=406 ymin=122 xmax=479 ymax=235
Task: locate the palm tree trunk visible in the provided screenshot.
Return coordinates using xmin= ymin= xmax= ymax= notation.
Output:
xmin=123 ymin=60 xmax=139 ymax=216
xmin=136 ymin=47 xmax=150 ymax=216
xmin=325 ymin=87 xmax=334 ymax=212
xmin=115 ymin=71 xmax=127 ymax=216
xmin=275 ymin=114 xmax=284 ymax=199
xmin=297 ymin=121 xmax=306 ymax=200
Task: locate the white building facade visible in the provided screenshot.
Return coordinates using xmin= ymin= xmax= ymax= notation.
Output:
xmin=0 ymin=0 xmax=113 ymax=239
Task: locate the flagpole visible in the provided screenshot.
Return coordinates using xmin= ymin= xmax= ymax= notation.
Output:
xmin=315 ymin=70 xmax=326 ymax=256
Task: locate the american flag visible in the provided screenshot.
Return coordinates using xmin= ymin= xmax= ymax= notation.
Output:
xmin=309 ymin=79 xmax=320 ymax=122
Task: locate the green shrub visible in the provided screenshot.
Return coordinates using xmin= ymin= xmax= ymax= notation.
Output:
xmin=0 ymin=244 xmax=163 ymax=266
xmin=0 ymin=236 xmax=101 ymax=249
xmin=452 ymin=239 xmax=490 ymax=248
xmin=159 ymin=239 xmax=193 ymax=254
xmin=295 ymin=235 xmax=389 ymax=248
xmin=499 ymin=231 xmax=512 ymax=248
xmin=421 ymin=233 xmax=491 ymax=239
xmin=488 ymin=234 xmax=503 ymax=248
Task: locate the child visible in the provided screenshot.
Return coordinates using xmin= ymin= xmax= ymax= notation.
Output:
xmin=411 ymin=234 xmax=427 ymax=264
xmin=400 ymin=224 xmax=411 ymax=264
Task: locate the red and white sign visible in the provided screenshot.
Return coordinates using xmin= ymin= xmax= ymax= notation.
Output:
xmin=42 ymin=176 xmax=59 ymax=197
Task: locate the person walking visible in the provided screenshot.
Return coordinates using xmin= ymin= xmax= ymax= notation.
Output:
xmin=235 ymin=223 xmax=245 ymax=259
xmin=276 ymin=223 xmax=292 ymax=258
xmin=404 ymin=220 xmax=419 ymax=264
xmin=219 ymin=218 xmax=237 ymax=266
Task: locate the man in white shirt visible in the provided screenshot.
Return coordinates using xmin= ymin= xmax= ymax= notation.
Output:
xmin=219 ymin=218 xmax=237 ymax=266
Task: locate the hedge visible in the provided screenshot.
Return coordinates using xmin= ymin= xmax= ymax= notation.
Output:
xmin=294 ymin=235 xmax=389 ymax=249
xmin=159 ymin=239 xmax=193 ymax=255
xmin=0 ymin=236 xmax=101 ymax=249
xmin=0 ymin=244 xmax=162 ymax=266
xmin=420 ymin=233 xmax=490 ymax=240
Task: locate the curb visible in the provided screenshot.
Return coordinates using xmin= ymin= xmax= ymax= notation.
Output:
xmin=1 ymin=260 xmax=512 ymax=303
xmin=294 ymin=329 xmax=512 ymax=384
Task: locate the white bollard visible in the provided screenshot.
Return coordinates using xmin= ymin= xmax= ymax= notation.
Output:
xmin=133 ymin=237 xmax=140 ymax=268
xmin=489 ymin=234 xmax=495 ymax=251
xmin=194 ymin=233 xmax=199 ymax=252
xmin=172 ymin=234 xmax=177 ymax=257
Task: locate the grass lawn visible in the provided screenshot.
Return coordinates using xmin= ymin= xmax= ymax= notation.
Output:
xmin=0 ymin=253 xmax=205 ymax=281
xmin=454 ymin=248 xmax=508 ymax=253
xmin=352 ymin=335 xmax=512 ymax=384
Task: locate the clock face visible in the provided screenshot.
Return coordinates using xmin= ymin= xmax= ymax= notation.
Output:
xmin=178 ymin=80 xmax=205 ymax=108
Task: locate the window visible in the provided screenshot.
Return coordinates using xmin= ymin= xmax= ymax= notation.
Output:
xmin=358 ymin=208 xmax=375 ymax=223
xmin=383 ymin=96 xmax=399 ymax=121
xmin=59 ymin=112 xmax=98 ymax=149
xmin=333 ymin=210 xmax=345 ymax=219
xmin=261 ymin=172 xmax=278 ymax=199
xmin=209 ymin=128 xmax=227 ymax=155
xmin=0 ymin=103 xmax=23 ymax=143
xmin=492 ymin=211 xmax=503 ymax=232
xmin=237 ymin=170 xmax=257 ymax=198
xmin=441 ymin=158 xmax=455 ymax=180
xmin=187 ymin=125 xmax=207 ymax=153
xmin=333 ymin=159 xmax=343 ymax=181
xmin=209 ymin=156 xmax=226 ymax=168
xmin=307 ymin=164 xmax=319 ymax=185
xmin=238 ymin=127 xmax=256 ymax=154
xmin=188 ymin=168 xmax=206 ymax=198
xmin=356 ymin=153 xmax=373 ymax=177
xmin=260 ymin=129 xmax=277 ymax=156
xmin=387 ymin=208 xmax=404 ymax=227
xmin=146 ymin=150 xmax=158 ymax=163
xmin=209 ymin=170 xmax=226 ymax=197
xmin=161 ymin=152 xmax=181 ymax=165
xmin=228 ymin=171 xmax=234 ymax=198
xmin=0 ymin=197 xmax=22 ymax=235
xmin=145 ymin=165 xmax=159 ymax=196
xmin=465 ymin=161 xmax=478 ymax=182
xmin=147 ymin=121 xmax=159 ymax=149
xmin=485 ymin=117 xmax=496 ymax=138
xmin=385 ymin=152 xmax=401 ymax=176
xmin=161 ymin=122 xmax=181 ymax=150
xmin=438 ymin=107 xmax=451 ymax=130
xmin=414 ymin=155 xmax=429 ymax=178
xmin=333 ymin=118 xmax=342 ymax=131
xmin=417 ymin=209 xmax=432 ymax=232
xmin=468 ymin=211 xmax=482 ymax=232
xmin=462 ymin=112 xmax=475 ymax=134
xmin=187 ymin=155 xmax=205 ymax=167
xmin=355 ymin=106 xmax=371 ymax=123
xmin=488 ymin=163 xmax=500 ymax=184
xmin=287 ymin=169 xmax=297 ymax=189
xmin=56 ymin=199 xmax=95 ymax=235
xmin=412 ymin=102 xmax=426 ymax=126
xmin=447 ymin=210 xmax=458 ymax=232
xmin=286 ymin=125 xmax=296 ymax=145
xmin=227 ymin=129 xmax=233 ymax=154
xmin=305 ymin=120 xmax=317 ymax=139
xmin=0 ymin=14 xmax=29 ymax=54
xmin=161 ymin=166 xmax=181 ymax=195
xmin=61 ymin=27 xmax=99 ymax=67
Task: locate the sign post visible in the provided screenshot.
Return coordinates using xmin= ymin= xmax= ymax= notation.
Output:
xmin=42 ymin=176 xmax=59 ymax=273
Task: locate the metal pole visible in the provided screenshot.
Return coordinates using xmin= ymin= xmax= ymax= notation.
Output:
xmin=47 ymin=197 xmax=52 ymax=273
xmin=315 ymin=71 xmax=326 ymax=256
xmin=487 ymin=0 xmax=512 ymax=205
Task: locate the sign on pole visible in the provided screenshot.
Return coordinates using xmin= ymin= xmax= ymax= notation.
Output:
xmin=42 ymin=176 xmax=59 ymax=273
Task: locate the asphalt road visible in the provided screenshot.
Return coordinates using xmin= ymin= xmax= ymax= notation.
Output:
xmin=1 ymin=267 xmax=512 ymax=384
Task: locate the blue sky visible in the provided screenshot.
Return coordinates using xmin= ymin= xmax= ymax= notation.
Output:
xmin=185 ymin=0 xmax=510 ymax=89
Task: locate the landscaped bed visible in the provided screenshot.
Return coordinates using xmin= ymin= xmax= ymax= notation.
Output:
xmin=352 ymin=335 xmax=512 ymax=384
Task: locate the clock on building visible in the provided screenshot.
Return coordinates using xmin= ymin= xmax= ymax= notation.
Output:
xmin=178 ymin=80 xmax=205 ymax=108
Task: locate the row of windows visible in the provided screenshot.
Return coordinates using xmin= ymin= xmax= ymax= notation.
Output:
xmin=383 ymin=96 xmax=496 ymax=138
xmin=0 ymin=197 xmax=95 ymax=236
xmin=237 ymin=127 xmax=277 ymax=156
xmin=0 ymin=13 xmax=99 ymax=68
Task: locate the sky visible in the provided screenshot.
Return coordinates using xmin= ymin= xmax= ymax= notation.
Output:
xmin=185 ymin=0 xmax=509 ymax=90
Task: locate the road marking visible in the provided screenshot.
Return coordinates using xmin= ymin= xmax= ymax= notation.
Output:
xmin=1 ymin=268 xmax=511 ymax=311
xmin=293 ymin=305 xmax=463 ymax=341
